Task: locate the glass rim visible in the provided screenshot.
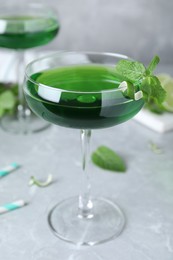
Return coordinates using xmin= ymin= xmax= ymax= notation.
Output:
xmin=25 ymin=51 xmax=132 ymax=95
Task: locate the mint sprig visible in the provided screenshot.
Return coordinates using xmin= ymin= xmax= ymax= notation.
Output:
xmin=91 ymin=146 xmax=126 ymax=172
xmin=115 ymin=55 xmax=166 ymax=105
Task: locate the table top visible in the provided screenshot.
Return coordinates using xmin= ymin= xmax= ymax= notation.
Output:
xmin=0 ymin=117 xmax=173 ymax=260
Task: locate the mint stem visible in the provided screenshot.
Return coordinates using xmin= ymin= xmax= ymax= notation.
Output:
xmin=146 ymin=55 xmax=160 ymax=75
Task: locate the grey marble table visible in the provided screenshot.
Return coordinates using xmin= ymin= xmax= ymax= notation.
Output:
xmin=0 ymin=118 xmax=173 ymax=260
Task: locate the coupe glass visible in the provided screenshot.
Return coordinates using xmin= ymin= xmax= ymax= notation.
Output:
xmin=0 ymin=3 xmax=60 ymax=134
xmin=24 ymin=52 xmax=144 ymax=245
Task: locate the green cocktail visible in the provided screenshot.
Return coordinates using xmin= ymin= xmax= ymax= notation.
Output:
xmin=0 ymin=4 xmax=60 ymax=134
xmin=25 ymin=65 xmax=143 ymax=129
xmin=24 ymin=52 xmax=144 ymax=246
xmin=0 ymin=16 xmax=59 ymax=49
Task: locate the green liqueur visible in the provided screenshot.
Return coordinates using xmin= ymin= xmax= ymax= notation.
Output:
xmin=0 ymin=16 xmax=59 ymax=49
xmin=25 ymin=65 xmax=144 ymax=129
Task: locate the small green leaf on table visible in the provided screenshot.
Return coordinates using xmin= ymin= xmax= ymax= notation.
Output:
xmin=91 ymin=146 xmax=126 ymax=172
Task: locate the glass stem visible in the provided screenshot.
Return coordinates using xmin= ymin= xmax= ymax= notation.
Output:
xmin=16 ymin=50 xmax=31 ymax=132
xmin=17 ymin=51 xmax=25 ymax=106
xmin=78 ymin=129 xmax=93 ymax=219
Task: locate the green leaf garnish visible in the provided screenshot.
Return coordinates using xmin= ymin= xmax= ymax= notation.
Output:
xmin=29 ymin=174 xmax=53 ymax=187
xmin=115 ymin=59 xmax=146 ymax=83
xmin=115 ymin=55 xmax=166 ymax=105
xmin=91 ymin=146 xmax=126 ymax=172
xmin=0 ymin=90 xmax=16 ymax=109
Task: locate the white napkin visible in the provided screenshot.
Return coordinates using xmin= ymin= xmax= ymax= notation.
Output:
xmin=134 ymin=108 xmax=173 ymax=133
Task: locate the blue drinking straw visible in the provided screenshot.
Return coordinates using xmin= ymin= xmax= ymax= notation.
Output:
xmin=0 ymin=163 xmax=20 ymax=177
xmin=0 ymin=200 xmax=27 ymax=214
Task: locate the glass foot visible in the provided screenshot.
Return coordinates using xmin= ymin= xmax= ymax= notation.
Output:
xmin=48 ymin=197 xmax=125 ymax=246
xmin=0 ymin=112 xmax=50 ymax=134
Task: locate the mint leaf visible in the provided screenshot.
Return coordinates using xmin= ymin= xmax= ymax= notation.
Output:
xmin=0 ymin=90 xmax=16 ymax=109
xmin=141 ymin=76 xmax=166 ymax=103
xmin=91 ymin=146 xmax=126 ymax=172
xmin=115 ymin=60 xmax=146 ymax=83
xmin=146 ymin=56 xmax=160 ymax=75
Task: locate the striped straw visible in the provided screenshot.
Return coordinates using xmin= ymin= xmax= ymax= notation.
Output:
xmin=0 ymin=163 xmax=20 ymax=177
xmin=0 ymin=200 xmax=27 ymax=214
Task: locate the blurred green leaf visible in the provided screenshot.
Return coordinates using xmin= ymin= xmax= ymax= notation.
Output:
xmin=0 ymin=106 xmax=4 ymax=117
xmin=0 ymin=90 xmax=16 ymax=109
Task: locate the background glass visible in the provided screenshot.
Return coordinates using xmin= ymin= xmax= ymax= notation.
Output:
xmin=0 ymin=3 xmax=60 ymax=134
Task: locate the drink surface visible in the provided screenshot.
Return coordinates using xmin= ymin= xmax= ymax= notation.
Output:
xmin=0 ymin=16 xmax=59 ymax=49
xmin=25 ymin=65 xmax=144 ymax=129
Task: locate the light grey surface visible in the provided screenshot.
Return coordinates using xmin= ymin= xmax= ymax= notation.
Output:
xmin=0 ymin=119 xmax=173 ymax=260
xmin=0 ymin=0 xmax=173 ymax=259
